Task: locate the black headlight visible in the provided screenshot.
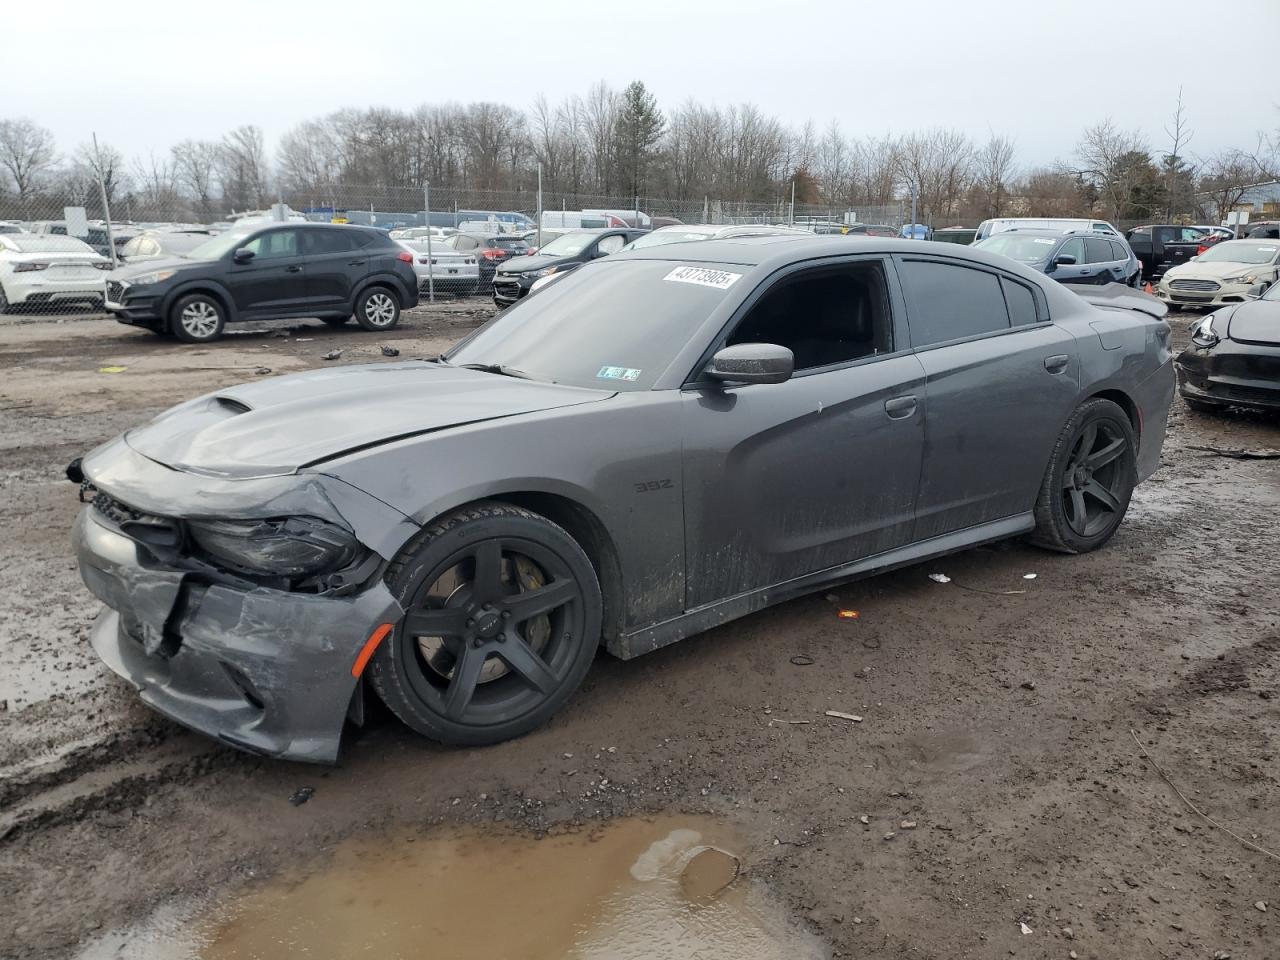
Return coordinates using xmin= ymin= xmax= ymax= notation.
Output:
xmin=187 ymin=517 xmax=359 ymax=577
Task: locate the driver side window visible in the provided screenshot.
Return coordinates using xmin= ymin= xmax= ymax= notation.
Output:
xmin=596 ymin=235 xmax=626 ymax=256
xmin=1057 ymin=237 xmax=1086 ymax=262
xmin=243 ymin=229 xmax=299 ymax=260
xmin=726 ymin=262 xmax=893 ymax=372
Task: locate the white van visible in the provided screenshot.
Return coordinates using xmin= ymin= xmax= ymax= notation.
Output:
xmin=540 ymin=211 xmax=624 ymax=229
xmin=973 ymin=217 xmax=1122 ymax=243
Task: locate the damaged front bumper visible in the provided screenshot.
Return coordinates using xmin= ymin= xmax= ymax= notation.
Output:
xmin=72 ymin=439 xmax=416 ymax=763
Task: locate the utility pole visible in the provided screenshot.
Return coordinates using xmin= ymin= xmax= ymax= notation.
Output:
xmin=790 ymin=180 xmax=796 ymax=226
xmin=537 ymin=163 xmax=543 ymax=250
xmin=910 ymin=186 xmax=918 ymax=239
xmin=91 ymin=133 xmax=117 ymax=268
xmin=423 ymin=182 xmax=435 ymax=303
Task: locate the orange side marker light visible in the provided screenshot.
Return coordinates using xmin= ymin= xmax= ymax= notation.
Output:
xmin=351 ymin=623 xmax=395 ymax=677
xmin=837 ymin=609 xmax=860 ymax=620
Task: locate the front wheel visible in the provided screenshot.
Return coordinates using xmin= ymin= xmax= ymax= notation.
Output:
xmin=1029 ymin=398 xmax=1137 ymax=554
xmin=354 ymin=286 xmax=400 ymax=331
xmin=368 ymin=502 xmax=602 ymax=746
xmin=170 ymin=294 xmax=226 ymax=343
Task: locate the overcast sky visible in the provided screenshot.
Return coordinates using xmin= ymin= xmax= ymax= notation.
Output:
xmin=9 ymin=0 xmax=1279 ymax=169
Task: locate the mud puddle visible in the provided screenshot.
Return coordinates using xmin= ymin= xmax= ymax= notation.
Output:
xmin=75 ymin=815 xmax=826 ymax=960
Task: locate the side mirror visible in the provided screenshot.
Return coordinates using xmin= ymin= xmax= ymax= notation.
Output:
xmin=706 ymin=343 xmax=794 ymax=385
xmin=232 ymin=248 xmax=256 ymax=264
xmin=1053 ymin=254 xmax=1077 ymax=266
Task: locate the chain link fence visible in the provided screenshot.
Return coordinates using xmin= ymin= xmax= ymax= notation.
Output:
xmin=0 ymin=178 xmax=913 ymax=316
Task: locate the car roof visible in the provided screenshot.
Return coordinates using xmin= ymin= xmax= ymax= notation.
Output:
xmin=616 ymin=234 xmax=1053 ymax=270
xmin=984 ymin=228 xmax=1071 ymax=239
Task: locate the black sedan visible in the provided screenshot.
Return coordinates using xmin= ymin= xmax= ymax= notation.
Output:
xmin=1176 ymin=284 xmax=1280 ymax=413
xmin=491 ymin=228 xmax=647 ymax=307
xmin=71 ymin=236 xmax=1174 ymax=762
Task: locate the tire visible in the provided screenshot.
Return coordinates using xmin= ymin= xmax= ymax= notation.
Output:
xmin=169 ymin=293 xmax=226 ymax=343
xmin=1029 ymin=398 xmax=1138 ymax=554
xmin=354 ymin=286 xmax=400 ymax=332
xmin=0 ymin=283 xmax=9 ymax=315
xmin=368 ymin=501 xmax=602 ymax=747
xmin=321 ymin=316 xmax=350 ymax=327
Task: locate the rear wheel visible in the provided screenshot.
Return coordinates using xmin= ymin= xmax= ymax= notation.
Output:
xmin=169 ymin=294 xmax=225 ymax=343
xmin=354 ymin=286 xmax=400 ymax=331
xmin=0 ymin=283 xmax=9 ymax=314
xmin=369 ymin=502 xmax=602 ymax=746
xmin=1030 ymin=398 xmax=1137 ymax=554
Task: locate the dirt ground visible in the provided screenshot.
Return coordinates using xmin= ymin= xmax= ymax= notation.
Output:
xmin=0 ymin=300 xmax=1277 ymax=959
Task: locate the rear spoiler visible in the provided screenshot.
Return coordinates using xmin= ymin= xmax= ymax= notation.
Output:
xmin=1062 ymin=282 xmax=1168 ymax=320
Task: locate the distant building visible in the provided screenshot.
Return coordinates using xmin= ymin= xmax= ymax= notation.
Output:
xmin=1198 ymin=179 xmax=1280 ymax=222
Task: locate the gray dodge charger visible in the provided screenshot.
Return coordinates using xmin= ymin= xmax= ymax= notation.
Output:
xmin=71 ymin=236 xmax=1176 ymax=762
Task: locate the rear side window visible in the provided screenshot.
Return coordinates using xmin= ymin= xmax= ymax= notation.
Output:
xmin=898 ymin=259 xmax=1010 ymax=347
xmin=1109 ymin=240 xmax=1128 ymax=260
xmin=1084 ymin=238 xmax=1114 ymax=264
xmin=1001 ymin=278 xmax=1038 ymax=326
xmin=303 ymin=229 xmax=361 ymax=255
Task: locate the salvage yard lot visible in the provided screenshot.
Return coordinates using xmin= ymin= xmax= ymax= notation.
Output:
xmin=1 ymin=303 xmax=1278 ymax=958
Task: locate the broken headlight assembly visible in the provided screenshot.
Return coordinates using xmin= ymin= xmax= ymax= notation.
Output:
xmin=1191 ymin=315 xmax=1220 ymax=346
xmin=187 ymin=517 xmax=360 ymax=578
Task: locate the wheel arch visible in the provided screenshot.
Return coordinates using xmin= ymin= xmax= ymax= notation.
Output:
xmin=162 ymin=282 xmax=237 ymax=323
xmin=1085 ymin=387 xmax=1140 ymax=441
xmin=417 ymin=491 xmax=625 ymax=651
xmin=352 ymin=274 xmax=408 ymax=309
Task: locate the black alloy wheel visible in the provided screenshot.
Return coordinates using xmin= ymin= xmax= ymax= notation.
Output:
xmin=369 ymin=502 xmax=601 ymax=746
xmin=1030 ymin=398 xmax=1137 ymax=553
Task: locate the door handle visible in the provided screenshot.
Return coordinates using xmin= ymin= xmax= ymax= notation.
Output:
xmin=348 ymin=259 xmax=367 ymax=266
xmin=285 ymin=265 xmax=303 ymax=273
xmin=1044 ymin=354 xmax=1069 ymax=374
xmin=884 ymin=395 xmax=917 ymax=419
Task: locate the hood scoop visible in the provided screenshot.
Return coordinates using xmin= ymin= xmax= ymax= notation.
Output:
xmin=214 ymin=396 xmax=253 ymax=414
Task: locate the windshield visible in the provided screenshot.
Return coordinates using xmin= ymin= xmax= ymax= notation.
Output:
xmin=626 ymin=229 xmax=716 ymax=250
xmin=446 ymin=259 xmax=745 ymax=391
xmin=186 ymin=229 xmax=254 ymax=260
xmin=531 ymin=232 xmax=595 ymax=256
xmin=975 ymin=234 xmax=1059 ymax=263
xmin=1197 ymin=241 xmax=1279 ymax=265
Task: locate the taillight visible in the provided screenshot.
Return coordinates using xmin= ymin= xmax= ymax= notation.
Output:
xmin=397 ymin=251 xmax=413 ymax=264
xmin=1196 ymin=244 xmax=1208 ymax=255
xmin=14 ymin=261 xmax=49 ymax=272
xmin=481 ymin=249 xmax=504 ymax=259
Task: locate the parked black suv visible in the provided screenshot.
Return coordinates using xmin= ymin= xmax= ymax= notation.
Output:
xmin=104 ymin=222 xmax=419 ymax=342
xmin=491 ymin=228 xmax=647 ymax=306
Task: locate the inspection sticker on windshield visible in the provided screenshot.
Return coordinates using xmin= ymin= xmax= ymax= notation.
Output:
xmin=1033 ymin=238 xmax=1056 ymax=244
xmin=597 ymin=366 xmax=642 ymax=382
xmin=663 ymin=266 xmax=743 ymax=290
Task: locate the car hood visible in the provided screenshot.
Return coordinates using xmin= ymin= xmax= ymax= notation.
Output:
xmin=1165 ymin=260 xmax=1264 ymax=281
xmin=124 ymin=361 xmax=612 ymax=480
xmin=497 ymin=253 xmax=578 ymax=274
xmin=1225 ymin=299 xmax=1280 ymax=345
xmin=108 ymin=256 xmax=197 ymax=280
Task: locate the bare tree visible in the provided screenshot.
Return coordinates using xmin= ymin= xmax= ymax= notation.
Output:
xmin=0 ymin=118 xmax=58 ymax=200
xmin=1162 ymin=89 xmax=1195 ymax=219
xmin=1196 ymin=150 xmax=1258 ymax=223
xmin=973 ymin=134 xmax=1017 ymax=219
xmin=73 ymin=139 xmax=128 ymax=204
xmin=171 ymin=140 xmax=220 ymax=219
xmin=218 ymin=125 xmax=268 ymax=211
xmin=898 ymin=128 xmax=973 ymax=223
xmin=131 ymin=152 xmax=183 ymax=216
xmin=1075 ymin=119 xmax=1150 ymax=220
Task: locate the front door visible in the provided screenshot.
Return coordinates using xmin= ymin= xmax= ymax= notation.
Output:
xmin=228 ymin=227 xmax=308 ymax=316
xmin=681 ymin=258 xmax=926 ymax=609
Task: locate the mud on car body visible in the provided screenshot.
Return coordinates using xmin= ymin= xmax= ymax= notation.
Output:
xmin=72 ymin=235 xmax=1175 ymax=763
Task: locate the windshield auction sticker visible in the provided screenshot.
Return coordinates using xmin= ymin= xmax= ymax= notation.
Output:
xmin=663 ymin=266 xmax=743 ymax=290
xmin=597 ymin=366 xmax=642 ymax=382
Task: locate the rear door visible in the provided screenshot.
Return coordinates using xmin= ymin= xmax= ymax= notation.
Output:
xmin=301 ymin=228 xmax=367 ymax=310
xmin=1086 ymin=237 xmax=1126 ymax=284
xmin=894 ymin=255 xmax=1079 ymax=537
xmin=227 ymin=227 xmax=308 ymax=317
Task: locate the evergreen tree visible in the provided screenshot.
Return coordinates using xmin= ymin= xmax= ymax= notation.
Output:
xmin=613 ymin=81 xmax=665 ymax=203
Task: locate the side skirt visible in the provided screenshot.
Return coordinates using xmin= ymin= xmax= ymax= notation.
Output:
xmin=610 ymin=513 xmax=1035 ymax=660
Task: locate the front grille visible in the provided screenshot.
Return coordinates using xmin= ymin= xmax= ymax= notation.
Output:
xmin=1170 ymin=279 xmax=1221 ymax=291
xmin=106 ymin=280 xmax=126 ymax=302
